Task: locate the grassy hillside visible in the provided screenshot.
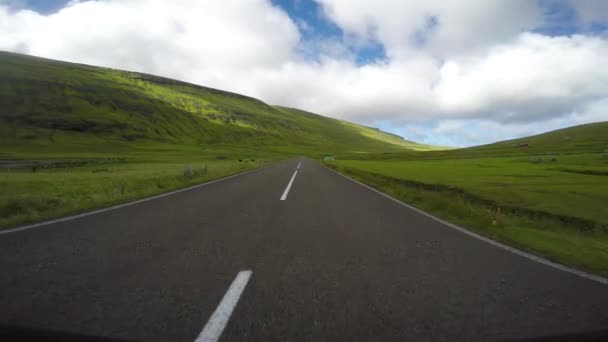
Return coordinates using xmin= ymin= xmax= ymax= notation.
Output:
xmin=326 ymin=123 xmax=608 ymax=275
xmin=273 ymin=106 xmax=437 ymax=153
xmin=0 ymin=51 xmax=428 ymax=157
xmin=467 ymin=121 xmax=608 ymax=155
xmin=344 ymin=122 xmax=608 ymax=161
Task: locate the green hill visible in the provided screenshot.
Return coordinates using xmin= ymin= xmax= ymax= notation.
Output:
xmin=0 ymin=51 xmax=431 ymax=156
xmin=423 ymin=121 xmax=608 ymax=160
xmin=273 ymin=106 xmax=438 ymax=153
xmin=462 ymin=121 xmax=608 ymax=155
xmin=343 ymin=122 xmax=608 ymax=161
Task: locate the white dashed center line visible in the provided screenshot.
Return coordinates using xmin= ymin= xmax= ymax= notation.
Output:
xmin=280 ymin=169 xmax=298 ymax=201
xmin=195 ymin=270 xmax=253 ymax=342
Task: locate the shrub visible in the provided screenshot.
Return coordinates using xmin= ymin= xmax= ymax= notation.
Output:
xmin=92 ymin=168 xmax=110 ymax=173
xmin=183 ymin=165 xmax=193 ymax=178
xmin=528 ymin=157 xmax=544 ymax=164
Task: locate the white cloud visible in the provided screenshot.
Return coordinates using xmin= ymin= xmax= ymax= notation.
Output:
xmin=434 ymin=33 xmax=608 ymax=121
xmin=315 ymin=0 xmax=542 ymax=58
xmin=0 ymin=0 xmax=607 ymax=147
xmin=570 ymin=97 xmax=608 ymax=124
xmin=0 ymin=0 xmax=299 ymax=84
xmin=248 ymin=32 xmax=608 ymax=126
xmin=434 ymin=120 xmax=465 ymax=135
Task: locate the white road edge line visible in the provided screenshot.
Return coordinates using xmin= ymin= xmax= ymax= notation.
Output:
xmin=280 ymin=170 xmax=298 ymax=201
xmin=297 ymin=160 xmax=301 ymax=169
xmin=322 ymin=164 xmax=608 ymax=285
xmin=0 ymin=161 xmax=284 ymax=235
xmin=195 ymin=270 xmax=253 ymax=342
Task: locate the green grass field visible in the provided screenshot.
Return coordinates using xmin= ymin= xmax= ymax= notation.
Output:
xmin=326 ymin=123 xmax=608 ymax=275
xmin=333 ymin=154 xmax=608 ymax=226
xmin=0 ymin=144 xmax=284 ymax=228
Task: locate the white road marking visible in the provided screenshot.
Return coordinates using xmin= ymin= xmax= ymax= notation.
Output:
xmin=297 ymin=160 xmax=301 ymax=169
xmin=323 ymin=165 xmax=608 ymax=285
xmin=280 ymin=170 xmax=298 ymax=201
xmin=195 ymin=270 xmax=253 ymax=342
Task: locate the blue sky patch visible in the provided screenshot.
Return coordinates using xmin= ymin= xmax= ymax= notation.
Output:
xmin=535 ymin=0 xmax=580 ymax=36
xmin=272 ymin=0 xmax=386 ymax=65
xmin=535 ymin=0 xmax=607 ymax=36
xmin=6 ymin=0 xmax=68 ymax=14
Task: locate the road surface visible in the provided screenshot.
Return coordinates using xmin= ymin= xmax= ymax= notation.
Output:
xmin=1 ymin=158 xmax=607 ymax=341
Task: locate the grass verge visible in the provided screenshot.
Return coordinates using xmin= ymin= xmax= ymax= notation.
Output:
xmin=0 ymin=144 xmax=286 ymax=230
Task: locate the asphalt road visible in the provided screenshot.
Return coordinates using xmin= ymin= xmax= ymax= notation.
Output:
xmin=1 ymin=158 xmax=607 ymax=341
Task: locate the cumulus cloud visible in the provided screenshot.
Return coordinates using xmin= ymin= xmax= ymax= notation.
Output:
xmin=0 ymin=0 xmax=606 ymax=146
xmin=316 ymin=0 xmax=542 ymax=57
xmin=248 ymin=32 xmax=608 ymax=126
xmin=434 ymin=33 xmax=608 ymax=121
xmin=0 ymin=0 xmax=299 ymax=83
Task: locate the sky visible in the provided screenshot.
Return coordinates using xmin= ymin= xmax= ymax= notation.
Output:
xmin=0 ymin=0 xmax=607 ymax=147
